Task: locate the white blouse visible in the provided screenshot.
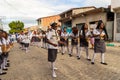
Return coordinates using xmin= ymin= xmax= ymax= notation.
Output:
xmin=47 ymin=29 xmax=60 ymax=49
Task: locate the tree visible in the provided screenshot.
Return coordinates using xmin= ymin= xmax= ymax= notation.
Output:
xmin=9 ymin=21 xmax=24 ymax=34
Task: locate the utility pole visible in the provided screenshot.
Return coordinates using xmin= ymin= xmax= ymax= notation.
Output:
xmin=0 ymin=16 xmax=6 ymax=30
xmin=0 ymin=18 xmax=3 ymax=30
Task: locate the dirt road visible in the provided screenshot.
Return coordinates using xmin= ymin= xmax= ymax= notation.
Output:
xmin=1 ymin=43 xmax=120 ymax=80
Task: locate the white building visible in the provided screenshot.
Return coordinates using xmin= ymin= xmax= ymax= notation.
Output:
xmin=111 ymin=0 xmax=120 ymax=41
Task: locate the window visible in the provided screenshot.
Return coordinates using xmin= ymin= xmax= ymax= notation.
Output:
xmin=38 ymin=19 xmax=41 ymax=25
xmin=117 ymin=13 xmax=120 ymax=18
xmin=117 ymin=18 xmax=120 ymax=33
xmin=76 ymin=23 xmax=85 ymax=31
xmin=107 ymin=12 xmax=114 ymax=21
xmin=89 ymin=21 xmax=98 ymax=29
xmin=117 ymin=13 xmax=120 ymax=33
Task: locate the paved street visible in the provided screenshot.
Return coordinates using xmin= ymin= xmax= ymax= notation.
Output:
xmin=1 ymin=43 xmax=120 ymax=80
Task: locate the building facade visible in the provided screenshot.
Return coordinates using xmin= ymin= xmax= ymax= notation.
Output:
xmin=37 ymin=15 xmax=61 ymax=31
xmin=111 ymin=0 xmax=120 ymax=41
xmin=59 ymin=6 xmax=96 ymax=29
xmin=72 ymin=7 xmax=114 ymax=40
xmin=59 ymin=6 xmax=114 ymax=40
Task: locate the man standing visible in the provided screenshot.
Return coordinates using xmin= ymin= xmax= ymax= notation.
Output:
xmin=47 ymin=22 xmax=64 ymax=78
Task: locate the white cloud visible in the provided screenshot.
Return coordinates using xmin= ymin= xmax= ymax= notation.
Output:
xmin=0 ymin=0 xmax=81 ymax=18
xmin=85 ymin=0 xmax=111 ymax=7
xmin=0 ymin=0 xmax=55 ymax=18
xmin=0 ymin=0 xmax=111 ymax=18
xmin=70 ymin=0 xmax=86 ymax=3
xmin=0 ymin=0 xmax=111 ymax=32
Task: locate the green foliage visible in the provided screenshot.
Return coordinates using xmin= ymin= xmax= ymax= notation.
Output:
xmin=9 ymin=21 xmax=24 ymax=34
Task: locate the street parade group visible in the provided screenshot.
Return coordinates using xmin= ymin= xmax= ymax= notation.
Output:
xmin=0 ymin=20 xmax=109 ymax=78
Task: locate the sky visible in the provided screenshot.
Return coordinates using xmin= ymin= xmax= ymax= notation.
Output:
xmin=0 ymin=0 xmax=111 ymax=31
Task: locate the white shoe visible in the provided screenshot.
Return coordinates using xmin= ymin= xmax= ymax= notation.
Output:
xmin=53 ymin=67 xmax=58 ymax=70
xmin=51 ymin=67 xmax=58 ymax=70
xmin=52 ymin=72 xmax=57 ymax=77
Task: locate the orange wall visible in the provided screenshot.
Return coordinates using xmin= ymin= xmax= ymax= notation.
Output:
xmin=40 ymin=15 xmax=61 ymax=30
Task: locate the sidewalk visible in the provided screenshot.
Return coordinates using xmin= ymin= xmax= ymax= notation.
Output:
xmin=106 ymin=42 xmax=120 ymax=47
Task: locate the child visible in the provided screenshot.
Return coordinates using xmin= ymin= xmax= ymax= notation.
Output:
xmin=79 ymin=23 xmax=91 ymax=61
xmin=23 ymin=32 xmax=30 ymax=53
xmin=60 ymin=28 xmax=69 ymax=55
xmin=69 ymin=27 xmax=80 ymax=59
xmin=90 ymin=28 xmax=94 ymax=49
xmin=91 ymin=20 xmax=108 ymax=65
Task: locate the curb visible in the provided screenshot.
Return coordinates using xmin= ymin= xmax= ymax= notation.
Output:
xmin=106 ymin=43 xmax=120 ymax=47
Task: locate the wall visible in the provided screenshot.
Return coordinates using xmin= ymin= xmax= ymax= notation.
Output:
xmin=38 ymin=15 xmax=61 ymax=30
xmin=113 ymin=13 xmax=120 ymax=42
xmin=115 ymin=13 xmax=120 ymax=41
xmin=112 ymin=0 xmax=120 ymax=41
xmin=111 ymin=0 xmax=120 ymax=9
xmin=72 ymin=12 xmax=107 ymax=27
xmin=72 ymin=12 xmax=115 ymax=40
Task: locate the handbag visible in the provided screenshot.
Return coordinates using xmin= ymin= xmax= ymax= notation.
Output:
xmin=6 ymin=44 xmax=11 ymax=52
xmin=1 ymin=45 xmax=7 ymax=52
